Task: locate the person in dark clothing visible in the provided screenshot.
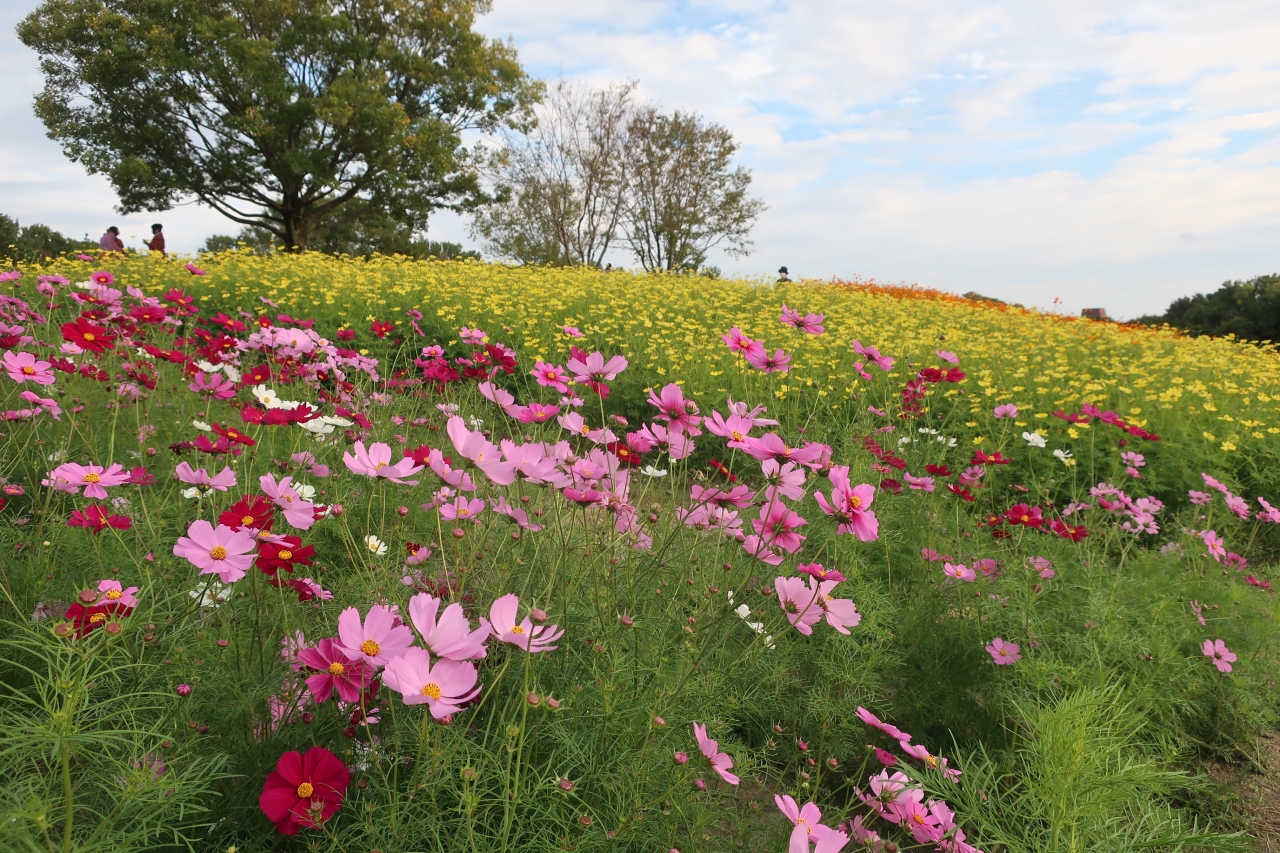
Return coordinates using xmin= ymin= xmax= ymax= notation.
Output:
xmin=143 ymin=223 xmax=166 ymax=257
xmin=777 ymin=266 xmax=791 ymax=283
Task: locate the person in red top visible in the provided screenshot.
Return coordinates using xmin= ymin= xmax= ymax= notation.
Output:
xmin=98 ymin=226 xmax=124 ymax=252
xmin=143 ymin=223 xmax=166 ymax=257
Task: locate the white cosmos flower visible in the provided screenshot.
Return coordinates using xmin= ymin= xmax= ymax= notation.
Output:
xmin=467 ymin=416 xmax=485 ymax=430
xmin=1023 ymin=431 xmax=1047 ymax=448
xmin=192 ymin=420 xmax=212 ymax=432
xmin=364 ymin=535 xmax=388 ymax=556
xmin=1053 ymin=448 xmax=1073 ymax=462
xmin=735 ymin=604 xmax=752 ymax=619
xmin=294 ymin=483 xmax=317 ymax=501
xmin=222 ymin=365 xmax=242 ymax=383
xmin=195 ymin=359 xmax=223 ymax=374
xmin=252 ymin=385 xmax=283 ymax=408
xmin=640 ymin=465 xmax=668 ymax=478
xmin=299 ymin=415 xmax=352 ymax=435
xmin=190 ymin=581 xmax=231 ymax=608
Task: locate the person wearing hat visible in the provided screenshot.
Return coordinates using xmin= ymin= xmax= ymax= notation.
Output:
xmin=777 ymin=266 xmax=791 ymax=283
xmin=99 ymin=226 xmax=124 ymax=253
xmin=143 ymin=223 xmax=166 ymax=257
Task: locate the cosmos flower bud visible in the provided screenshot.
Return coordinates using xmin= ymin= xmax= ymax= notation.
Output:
xmin=620 ymin=614 xmax=634 ymax=627
xmin=526 ymin=692 xmax=541 ymax=706
xmin=797 ymin=740 xmax=809 ymax=752
xmin=694 ymin=778 xmax=707 ymax=791
xmin=175 ymin=683 xmax=192 ymax=697
xmin=652 ymin=715 xmax=665 ymax=727
xmin=558 ymin=778 xmax=573 ymax=791
xmin=530 ymin=608 xmax=548 ymax=624
xmin=674 ymin=751 xmax=688 ymax=765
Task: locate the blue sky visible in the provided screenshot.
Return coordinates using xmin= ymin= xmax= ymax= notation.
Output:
xmin=3 ymin=0 xmax=1279 ymax=318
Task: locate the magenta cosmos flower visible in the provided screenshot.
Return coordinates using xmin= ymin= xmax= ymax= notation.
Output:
xmin=531 ymin=361 xmax=571 ymax=393
xmin=775 ymin=794 xmax=834 ymax=852
xmin=566 ymin=350 xmax=627 ymax=383
xmin=855 ymin=706 xmax=909 ymax=742
xmin=4 ymin=351 xmax=55 ymax=385
xmin=813 ymin=466 xmax=879 ymax=541
xmin=408 ymin=593 xmax=490 ymax=661
xmin=259 ymin=746 xmax=349 ymax=835
xmin=43 ymin=462 xmax=130 ymax=499
xmin=297 ymin=638 xmax=373 ymax=703
xmin=488 ymin=593 xmax=563 ymax=653
xmin=779 ymin=304 xmax=825 ymax=335
xmin=809 ymin=578 xmax=861 ymax=633
xmin=721 ymin=326 xmax=766 ymax=360
xmin=382 ymin=647 xmax=481 ymax=719
xmin=335 ymin=605 xmax=414 ymax=667
xmin=173 ymin=520 xmax=257 ymax=583
xmin=751 ymin=502 xmax=808 ymax=553
xmin=745 ymin=347 xmax=792 ymax=374
xmin=1203 ymin=639 xmax=1236 ymax=673
xmin=343 ymin=441 xmax=423 ymax=485
xmin=647 ymin=383 xmax=701 ymax=434
xmin=986 ymin=637 xmax=1021 ymax=665
xmin=692 ymin=722 xmax=739 ymax=785
xmin=852 ymin=340 xmax=894 ymax=371
xmin=774 ymin=576 xmax=823 ymax=635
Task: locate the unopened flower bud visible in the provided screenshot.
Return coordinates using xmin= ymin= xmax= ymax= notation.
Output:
xmin=620 ymin=614 xmax=634 ymax=627
xmin=558 ymin=778 xmax=573 ymax=791
xmin=460 ymin=767 xmax=478 ymax=781
xmin=78 ymin=588 xmax=98 ymax=604
xmin=329 ymin=504 xmax=344 ymax=517
xmin=797 ymin=740 xmax=809 ymax=752
xmin=526 ymin=692 xmax=541 ymax=706
xmin=694 ymin=778 xmax=707 ymax=791
xmin=216 ymin=638 xmax=229 ymax=647
xmin=397 ymin=505 xmax=409 ymax=517
xmin=546 ymin=697 xmax=562 ymax=710
xmin=652 ymin=715 xmax=666 ymax=727
xmin=827 ymin=758 xmax=838 ymax=769
xmin=806 ymin=757 xmax=815 ymax=766
xmin=674 ymin=751 xmax=688 ymax=765
xmin=578 ymin=815 xmax=592 ymax=827
xmin=175 ymin=684 xmax=191 ymax=697
xmin=198 ymin=725 xmax=209 ymax=734
xmin=104 ymin=621 xmax=122 ymax=635
xmin=452 ymin=527 xmax=466 ymax=539
xmin=301 ymin=712 xmax=315 ymax=724
xmin=773 ymin=724 xmax=783 ymax=734
xmin=530 ymin=608 xmax=548 ymax=624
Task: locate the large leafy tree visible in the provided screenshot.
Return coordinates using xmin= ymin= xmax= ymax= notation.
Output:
xmin=18 ymin=0 xmax=540 ymax=250
xmin=1143 ymin=274 xmax=1280 ymax=342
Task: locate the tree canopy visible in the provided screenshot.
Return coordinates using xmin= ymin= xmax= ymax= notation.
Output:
xmin=1135 ymin=274 xmax=1280 ymax=343
xmin=18 ymin=0 xmax=541 ymax=250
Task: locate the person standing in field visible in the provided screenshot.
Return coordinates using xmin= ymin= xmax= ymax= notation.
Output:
xmin=99 ymin=226 xmax=124 ymax=252
xmin=143 ymin=223 xmax=166 ymax=257
xmin=777 ymin=266 xmax=791 ymax=282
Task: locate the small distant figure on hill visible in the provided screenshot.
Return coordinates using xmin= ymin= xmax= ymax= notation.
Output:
xmin=777 ymin=265 xmax=791 ymax=283
xmin=143 ymin=223 xmax=166 ymax=257
xmin=1081 ymin=307 xmax=1108 ymax=321
xmin=604 ymin=263 xmax=613 ymax=272
xmin=98 ymin=226 xmax=124 ymax=252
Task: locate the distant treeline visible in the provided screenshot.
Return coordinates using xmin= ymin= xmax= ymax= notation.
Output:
xmin=0 ymin=214 xmax=96 ymax=263
xmin=1133 ymin=274 xmax=1280 ymax=344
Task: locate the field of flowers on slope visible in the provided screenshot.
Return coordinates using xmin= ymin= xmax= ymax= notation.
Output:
xmin=0 ymin=252 xmax=1278 ymax=853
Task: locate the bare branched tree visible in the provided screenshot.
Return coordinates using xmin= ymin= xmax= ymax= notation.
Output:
xmin=622 ymin=108 xmax=767 ymax=273
xmin=471 ymin=79 xmax=637 ymax=266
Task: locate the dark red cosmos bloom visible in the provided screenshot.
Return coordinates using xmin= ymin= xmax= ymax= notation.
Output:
xmin=129 ymin=304 xmax=169 ymax=324
xmin=484 ymin=342 xmax=517 ymax=374
xmin=1050 ymin=520 xmax=1089 ymax=542
xmin=241 ymin=405 xmax=266 ymax=424
xmin=128 ymin=466 xmax=155 ymax=485
xmin=707 ymin=459 xmax=738 ymax=482
xmin=946 ymin=484 xmax=976 ymax=502
xmin=917 ymin=367 xmax=943 ymax=383
xmin=606 ymin=441 xmax=642 ymax=467
xmin=63 ymin=600 xmax=133 ymax=637
xmin=370 ymin=320 xmax=394 ymax=338
xmin=334 ymin=407 xmax=371 ymax=429
xmin=211 ymin=312 xmax=247 ymax=333
xmin=1004 ymin=503 xmax=1044 ymax=528
xmin=256 ymin=315 xmax=273 ymax=328
xmin=942 ymin=368 xmax=965 ymax=382
xmin=241 ymin=364 xmax=272 ymax=385
xmin=925 ymin=463 xmax=953 ymax=477
xmin=335 ymin=329 xmax=355 ymax=342
xmin=67 ymin=505 xmax=132 ymax=534
xmin=161 ymin=288 xmax=198 ymax=314
xmin=259 ymin=746 xmax=350 ymax=835
xmin=263 ymin=403 xmax=319 ymax=425
xmin=220 ymin=495 xmax=276 ymax=531
xmin=212 ymin=423 xmax=256 ymax=446
xmin=971 ymin=450 xmax=1011 ymax=465
xmin=404 ymin=445 xmax=433 ymax=467
xmin=878 ymin=478 xmax=903 ymax=494
xmin=1053 ymin=409 xmax=1090 ymax=424
xmin=257 ymin=536 xmax=315 ymax=576
xmin=194 ymin=434 xmax=242 ymax=456
xmin=61 ymin=317 xmax=116 ymax=353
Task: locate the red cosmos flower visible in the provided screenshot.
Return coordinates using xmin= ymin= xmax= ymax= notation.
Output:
xmin=257 ymin=536 xmax=315 ymax=576
xmin=404 ymin=445 xmax=434 ymax=467
xmin=606 ymin=441 xmax=642 ymax=467
xmin=1052 ymin=409 xmax=1090 ymax=424
xmin=161 ymin=288 xmax=198 ymax=314
xmin=220 ymin=495 xmax=276 ymax=531
xmin=63 ymin=600 xmax=133 ymax=637
xmin=879 ymin=478 xmax=903 ymax=494
xmin=212 ymin=423 xmax=256 ymax=446
xmin=925 ymin=463 xmax=953 ymax=477
xmin=1050 ymin=520 xmax=1089 ymax=541
xmin=335 ymin=329 xmax=355 ymax=342
xmin=259 ymin=746 xmax=350 ymax=835
xmin=484 ymin=342 xmax=518 ymax=375
xmin=917 ymin=367 xmax=944 ymax=383
xmin=240 ymin=364 xmax=272 ymax=385
xmin=129 ymin=304 xmax=169 ymax=324
xmin=1004 ymin=503 xmax=1044 ymax=528
xmin=707 ymin=459 xmax=738 ymax=482
xmin=971 ymin=450 xmax=1011 ymax=465
xmin=194 ymin=435 xmax=242 ymax=456
xmin=942 ymin=368 xmax=965 ymax=382
xmin=945 ymin=484 xmax=976 ymax=502
xmin=61 ymin=317 xmax=116 ymax=353
xmin=240 ymin=405 xmax=266 ymax=424
xmin=68 ymin=505 xmax=132 ymax=534
xmin=370 ymin=320 xmax=394 ymax=338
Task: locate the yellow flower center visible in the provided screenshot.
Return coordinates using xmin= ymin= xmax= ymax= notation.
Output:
xmin=209 ymin=546 xmax=228 ymax=560
xmin=22 ymin=366 xmax=34 ymax=374
xmin=360 ymin=639 xmax=381 ymax=656
xmin=457 ymin=508 xmax=469 ymax=516
xmin=913 ymin=813 xmax=926 ymax=825
xmin=850 ymin=496 xmax=862 ymax=509
xmin=242 ymin=515 xmax=255 ymax=525
xmin=374 ymin=461 xmax=387 ymax=470
xmin=1021 ymin=514 xmax=1029 ymax=522
xmin=278 ymin=549 xmax=293 ymax=560
xmin=89 ymin=613 xmax=106 ymax=624
xmin=105 ymin=589 xmax=121 ymax=600
xmin=83 ymin=332 xmax=95 ymax=341
xmin=581 ymin=424 xmax=591 ymax=435
xmin=328 ymin=662 xmax=345 ymax=675
xmin=421 ymin=682 xmax=442 ymax=700
xmin=926 ymin=755 xmax=938 ymax=767
xmin=83 ymin=473 xmax=101 ymax=483
xmin=511 ymin=625 xmax=526 ymax=634
xmin=731 ymin=430 xmax=744 ymax=441
xmin=296 ymin=782 xmax=314 ymax=798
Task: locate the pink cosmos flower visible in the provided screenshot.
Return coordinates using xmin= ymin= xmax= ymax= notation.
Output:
xmin=741 ymin=432 xmax=820 ymax=465
xmin=95 ymin=579 xmax=139 ymax=607
xmin=43 ymin=462 xmax=130 ymax=499
xmin=935 ymin=350 xmax=959 ymax=364
xmin=813 ymin=466 xmax=879 ymax=541
xmin=647 ymin=383 xmax=702 ymax=434
xmin=408 ymin=593 xmax=490 ymax=660
xmin=173 ymin=520 xmax=257 ymax=583
xmin=811 ymin=578 xmax=861 ymax=633
xmin=779 ymin=304 xmax=825 ymax=335
xmin=745 ymin=347 xmax=792 ymax=374
xmin=343 ymin=441 xmax=423 ymax=485
xmin=1201 ymin=529 xmax=1226 ymax=563
xmin=704 ymin=410 xmax=755 ymax=449
xmin=921 ymin=548 xmax=943 ymax=562
xmin=513 ymin=402 xmax=561 ymax=423
xmin=761 ymin=458 xmax=807 ymax=502
xmin=775 ymin=794 xmax=833 ymax=852
xmin=175 ymin=462 xmax=237 ymax=492
xmin=986 ymin=637 xmax=1021 ymax=665
xmin=775 ymin=576 xmax=824 ymax=635
xmin=188 ymin=371 xmax=236 ymax=399
xmin=566 ymin=350 xmax=627 ymax=383
xmin=68 ymin=504 xmax=132 ymax=534
xmin=439 ymin=494 xmax=485 ymax=521
xmin=903 ymin=473 xmax=935 ymax=492
xmin=692 ymin=722 xmax=739 ymax=785
xmin=943 ymin=562 xmax=976 ymax=583
xmin=488 ymin=593 xmax=563 ymax=653
xmin=1257 ymin=496 xmax=1280 ymax=524
xmin=856 ymin=707 xmax=909 ymax=742
xmin=297 ymin=638 xmax=372 ymax=703
xmin=1202 ymin=639 xmax=1236 ymax=673
xmin=1189 ymin=600 xmax=1206 ymax=626
xmin=722 ymin=326 xmax=765 ymax=359
xmin=1027 ymin=556 xmax=1055 ymax=578
xmin=335 ymin=605 xmax=414 ymax=667
xmin=752 ymin=502 xmax=808 ymax=553
xmin=4 ymin=351 xmax=55 ymax=385
xmin=993 ymin=403 xmax=1018 ymax=419
xmin=561 ymin=325 xmax=584 ymax=338
xmin=446 ymin=416 xmax=516 ymax=485
xmin=531 ymin=361 xmax=571 ymax=393
xmin=491 ymin=495 xmax=544 ymax=531
xmin=852 ymin=340 xmax=894 ymax=371
xmin=741 ymin=534 xmax=785 ymax=566
xmin=259 ymin=474 xmax=316 ymax=530
xmin=477 ymin=380 xmax=516 ymax=411
xmin=1188 ymin=490 xmax=1212 ymax=505
xmin=382 ymin=647 xmax=481 ymax=719
xmin=291 ymin=452 xmax=329 ymax=478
